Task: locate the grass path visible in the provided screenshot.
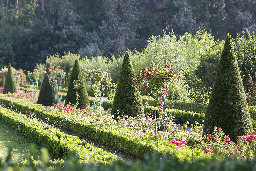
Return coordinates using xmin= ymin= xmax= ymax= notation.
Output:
xmin=0 ymin=121 xmax=39 ymax=163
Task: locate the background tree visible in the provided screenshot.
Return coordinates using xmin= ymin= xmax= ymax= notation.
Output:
xmin=203 ymin=34 xmax=253 ymax=141
xmin=3 ymin=63 xmax=15 ymax=94
xmin=37 ymin=63 xmax=56 ymax=106
xmin=111 ymin=52 xmax=143 ymax=119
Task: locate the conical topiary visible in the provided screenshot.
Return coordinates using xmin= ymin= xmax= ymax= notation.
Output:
xmin=65 ymin=60 xmax=89 ymax=108
xmin=37 ymin=63 xmax=56 ymax=106
xmin=3 ymin=63 xmax=14 ymax=94
xmin=111 ymin=52 xmax=143 ymax=119
xmin=203 ymin=34 xmax=253 ymax=141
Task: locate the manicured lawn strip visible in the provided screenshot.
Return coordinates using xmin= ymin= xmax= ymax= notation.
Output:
xmin=0 ymin=121 xmax=40 ymax=163
xmin=0 ymin=105 xmax=121 ymax=164
xmin=0 ymin=96 xmax=210 ymax=161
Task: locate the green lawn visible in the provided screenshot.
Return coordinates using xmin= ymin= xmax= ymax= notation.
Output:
xmin=0 ymin=121 xmax=39 ymax=163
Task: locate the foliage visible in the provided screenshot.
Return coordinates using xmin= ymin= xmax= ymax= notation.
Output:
xmin=46 ymin=52 xmax=80 ymax=80
xmin=0 ymin=96 xmax=209 ymax=161
xmin=0 ymin=105 xmax=121 ymax=164
xmin=65 ymin=60 xmax=89 ymax=108
xmin=81 ymin=68 xmax=115 ymax=103
xmin=3 ymin=64 xmax=15 ymax=94
xmin=235 ymin=30 xmax=256 ymax=93
xmin=37 ymin=74 xmax=56 ymax=106
xmin=203 ymin=34 xmax=253 ymax=141
xmin=134 ymin=65 xmax=176 ymax=116
xmin=111 ymin=52 xmax=143 ymax=118
xmin=1 ymin=95 xmax=256 ymax=162
xmin=37 ymin=63 xmax=56 ymax=106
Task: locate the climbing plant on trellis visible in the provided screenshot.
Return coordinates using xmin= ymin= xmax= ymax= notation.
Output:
xmin=78 ymin=68 xmax=115 ymax=115
xmin=134 ymin=65 xmax=177 ymax=133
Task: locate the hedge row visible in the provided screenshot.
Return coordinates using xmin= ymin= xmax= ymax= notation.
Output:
xmin=1 ymin=151 xmax=255 ymax=171
xmin=144 ymin=106 xmax=205 ymax=125
xmin=0 ymin=96 xmax=209 ymax=161
xmin=145 ymin=106 xmax=256 ymax=128
xmin=0 ymin=105 xmax=121 ymax=164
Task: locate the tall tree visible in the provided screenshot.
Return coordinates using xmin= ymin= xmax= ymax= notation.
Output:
xmin=43 ymin=0 xmax=83 ymax=55
xmin=203 ymin=34 xmax=253 ymax=141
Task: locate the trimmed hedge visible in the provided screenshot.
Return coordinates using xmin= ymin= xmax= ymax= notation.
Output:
xmin=1 ymin=150 xmax=256 ymax=170
xmin=204 ymin=35 xmax=253 ymax=141
xmin=144 ymin=106 xmax=205 ymax=125
xmin=0 ymin=105 xmax=121 ymax=164
xmin=0 ymin=96 xmax=209 ymax=161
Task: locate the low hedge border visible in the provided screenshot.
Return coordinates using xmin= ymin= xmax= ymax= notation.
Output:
xmin=0 ymin=105 xmax=121 ymax=164
xmin=145 ymin=106 xmax=256 ymax=128
xmin=144 ymin=106 xmax=205 ymax=125
xmin=0 ymin=96 xmax=209 ymax=161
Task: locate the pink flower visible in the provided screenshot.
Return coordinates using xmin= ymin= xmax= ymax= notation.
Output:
xmin=203 ymin=146 xmax=213 ymax=153
xmin=224 ymin=135 xmax=230 ymax=142
xmin=150 ymin=131 xmax=154 ymax=135
xmin=214 ymin=126 xmax=217 ymax=130
xmin=194 ymin=133 xmax=199 ymax=137
xmin=246 ymin=135 xmax=255 ymax=141
xmin=171 ymin=139 xmax=186 ymax=147
xmin=121 ymin=119 xmax=128 ymax=126
xmin=239 ymin=135 xmax=247 ymax=140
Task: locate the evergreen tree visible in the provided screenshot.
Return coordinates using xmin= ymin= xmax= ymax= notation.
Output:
xmin=3 ymin=63 xmax=15 ymax=94
xmin=65 ymin=60 xmax=89 ymax=108
xmin=37 ymin=63 xmax=56 ymax=106
xmin=203 ymin=34 xmax=253 ymax=141
xmin=111 ymin=52 xmax=143 ymax=119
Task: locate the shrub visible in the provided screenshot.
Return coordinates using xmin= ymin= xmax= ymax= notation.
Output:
xmin=203 ymin=34 xmax=253 ymax=141
xmin=65 ymin=60 xmax=89 ymax=108
xmin=3 ymin=63 xmax=15 ymax=94
xmin=111 ymin=52 xmax=143 ymax=118
xmin=37 ymin=63 xmax=56 ymax=106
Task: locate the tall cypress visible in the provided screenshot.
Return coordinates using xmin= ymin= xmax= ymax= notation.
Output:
xmin=3 ymin=63 xmax=14 ymax=94
xmin=203 ymin=34 xmax=253 ymax=141
xmin=111 ymin=52 xmax=143 ymax=119
xmin=65 ymin=60 xmax=89 ymax=108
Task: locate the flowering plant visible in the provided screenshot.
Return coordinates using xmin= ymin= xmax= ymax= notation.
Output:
xmin=134 ymin=65 xmax=176 ymax=116
xmin=135 ymin=65 xmax=176 ymax=96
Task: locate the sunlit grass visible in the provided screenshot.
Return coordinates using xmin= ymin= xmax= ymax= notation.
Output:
xmin=0 ymin=121 xmax=40 ymax=163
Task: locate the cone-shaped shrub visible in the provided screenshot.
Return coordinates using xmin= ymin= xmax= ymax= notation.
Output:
xmin=37 ymin=63 xmax=56 ymax=106
xmin=111 ymin=52 xmax=143 ymax=119
xmin=65 ymin=60 xmax=89 ymax=108
xmin=203 ymin=34 xmax=253 ymax=141
xmin=3 ymin=63 xmax=14 ymax=94
xmin=76 ymin=79 xmax=89 ymax=109
xmin=37 ymin=75 xmax=56 ymax=106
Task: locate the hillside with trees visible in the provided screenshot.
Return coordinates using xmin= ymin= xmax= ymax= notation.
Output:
xmin=0 ymin=0 xmax=256 ymax=71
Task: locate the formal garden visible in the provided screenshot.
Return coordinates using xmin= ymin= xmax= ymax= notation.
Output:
xmin=0 ymin=32 xmax=256 ymax=170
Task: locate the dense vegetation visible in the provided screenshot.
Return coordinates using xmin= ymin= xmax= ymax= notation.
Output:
xmin=1 ymin=0 xmax=256 ymax=71
xmin=1 ymin=1 xmax=256 ymax=169
xmin=204 ymin=34 xmax=253 ymax=141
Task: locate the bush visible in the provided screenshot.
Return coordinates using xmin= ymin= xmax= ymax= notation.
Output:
xmin=3 ymin=63 xmax=15 ymax=94
xmin=37 ymin=74 xmax=56 ymax=106
xmin=65 ymin=60 xmax=89 ymax=108
xmin=203 ymin=34 xmax=253 ymax=141
xmin=111 ymin=52 xmax=143 ymax=118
